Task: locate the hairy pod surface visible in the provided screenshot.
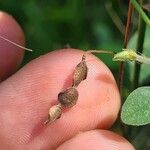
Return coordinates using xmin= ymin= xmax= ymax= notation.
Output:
xmin=72 ymin=60 xmax=88 ymax=87
xmin=58 ymin=87 xmax=79 ymax=108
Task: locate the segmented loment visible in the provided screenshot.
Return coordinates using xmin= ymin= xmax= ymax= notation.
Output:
xmin=45 ymin=104 xmax=62 ymax=124
xmin=58 ymin=87 xmax=79 ymax=108
xmin=45 ymin=54 xmax=88 ymax=124
xmin=72 ymin=58 xmax=88 ymax=87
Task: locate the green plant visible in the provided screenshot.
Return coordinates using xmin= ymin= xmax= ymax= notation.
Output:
xmin=115 ymin=0 xmax=150 ymax=127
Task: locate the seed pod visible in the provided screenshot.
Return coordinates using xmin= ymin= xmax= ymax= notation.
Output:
xmin=58 ymin=87 xmax=79 ymax=108
xmin=44 ymin=104 xmax=62 ymax=124
xmin=72 ymin=59 xmax=88 ymax=87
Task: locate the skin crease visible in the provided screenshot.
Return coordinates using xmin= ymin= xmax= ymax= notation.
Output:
xmin=57 ymin=130 xmax=135 ymax=150
xmin=0 ymin=11 xmax=135 ymax=150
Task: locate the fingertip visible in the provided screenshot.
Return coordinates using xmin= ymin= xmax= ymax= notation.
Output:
xmin=57 ymin=130 xmax=135 ymax=150
xmin=0 ymin=11 xmax=25 ymax=80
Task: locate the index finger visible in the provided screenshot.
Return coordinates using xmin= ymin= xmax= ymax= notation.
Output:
xmin=0 ymin=49 xmax=120 ymax=149
xmin=0 ymin=11 xmax=25 ymax=80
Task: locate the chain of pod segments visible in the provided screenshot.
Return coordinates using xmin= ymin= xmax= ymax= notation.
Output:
xmin=45 ymin=54 xmax=88 ymax=124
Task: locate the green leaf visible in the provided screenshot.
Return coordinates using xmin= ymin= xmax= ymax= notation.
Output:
xmin=121 ymin=86 xmax=150 ymax=126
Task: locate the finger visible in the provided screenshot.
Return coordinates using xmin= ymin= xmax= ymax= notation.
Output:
xmin=0 ymin=49 xmax=120 ymax=149
xmin=0 ymin=11 xmax=25 ymax=80
xmin=57 ymin=130 xmax=135 ymax=150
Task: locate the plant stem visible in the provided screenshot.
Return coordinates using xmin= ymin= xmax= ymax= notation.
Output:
xmin=85 ymin=50 xmax=115 ymax=55
xmin=105 ymin=2 xmax=125 ymax=35
xmin=131 ymin=0 xmax=150 ymax=27
xmin=118 ymin=1 xmax=133 ymax=94
xmin=133 ymin=0 xmax=146 ymax=89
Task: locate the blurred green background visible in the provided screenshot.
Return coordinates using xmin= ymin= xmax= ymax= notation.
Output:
xmin=0 ymin=0 xmax=128 ymax=73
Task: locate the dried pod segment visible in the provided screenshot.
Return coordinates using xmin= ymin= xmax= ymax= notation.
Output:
xmin=72 ymin=55 xmax=88 ymax=87
xmin=44 ymin=104 xmax=62 ymax=124
xmin=58 ymin=87 xmax=79 ymax=108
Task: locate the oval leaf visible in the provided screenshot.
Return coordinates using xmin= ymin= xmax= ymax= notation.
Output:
xmin=121 ymin=86 xmax=150 ymax=126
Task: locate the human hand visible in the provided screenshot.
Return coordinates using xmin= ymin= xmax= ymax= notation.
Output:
xmin=0 ymin=11 xmax=135 ymax=150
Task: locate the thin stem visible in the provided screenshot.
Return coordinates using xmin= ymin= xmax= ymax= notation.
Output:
xmin=85 ymin=50 xmax=115 ymax=55
xmin=131 ymin=0 xmax=150 ymax=27
xmin=105 ymin=2 xmax=125 ymax=35
xmin=118 ymin=1 xmax=133 ymax=94
xmin=133 ymin=0 xmax=146 ymax=89
xmin=83 ymin=50 xmax=115 ymax=61
xmin=0 ymin=35 xmax=33 ymax=52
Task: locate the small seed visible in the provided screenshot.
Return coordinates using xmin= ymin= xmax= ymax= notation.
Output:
xmin=72 ymin=59 xmax=88 ymax=87
xmin=58 ymin=87 xmax=79 ymax=108
xmin=44 ymin=104 xmax=62 ymax=124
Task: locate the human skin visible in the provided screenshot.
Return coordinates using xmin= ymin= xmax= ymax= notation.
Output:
xmin=0 ymin=11 xmax=25 ymax=80
xmin=0 ymin=11 xmax=135 ymax=150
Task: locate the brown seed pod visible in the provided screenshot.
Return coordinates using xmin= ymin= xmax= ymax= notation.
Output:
xmin=44 ymin=104 xmax=62 ymax=124
xmin=72 ymin=58 xmax=88 ymax=87
xmin=58 ymin=87 xmax=79 ymax=108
